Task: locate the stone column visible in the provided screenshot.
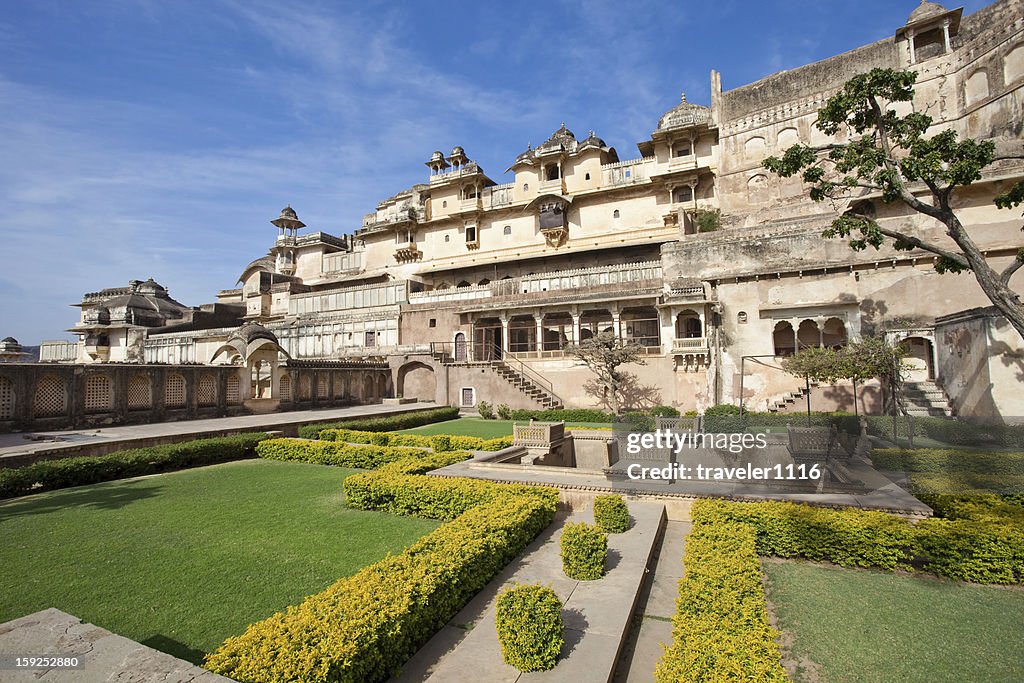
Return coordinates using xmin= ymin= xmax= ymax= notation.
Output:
xmin=571 ymin=312 xmax=581 ymax=346
xmin=942 ymin=19 xmax=951 ymax=53
xmin=612 ymin=312 xmax=622 ymax=341
xmin=535 ymin=313 xmax=544 ymax=353
xmin=500 ymin=315 xmax=510 ymax=353
xmin=907 ymin=28 xmax=917 ymax=63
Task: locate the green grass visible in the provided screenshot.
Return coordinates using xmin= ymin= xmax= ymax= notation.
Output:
xmin=397 ymin=417 xmax=611 ymax=438
xmin=763 ymin=560 xmax=1024 ymax=683
xmin=0 ymin=460 xmax=438 ymax=664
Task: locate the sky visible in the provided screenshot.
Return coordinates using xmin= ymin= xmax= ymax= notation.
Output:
xmin=0 ymin=0 xmax=991 ymax=344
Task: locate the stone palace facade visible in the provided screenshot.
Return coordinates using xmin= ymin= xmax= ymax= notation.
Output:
xmin=4 ymin=0 xmax=1022 ymax=431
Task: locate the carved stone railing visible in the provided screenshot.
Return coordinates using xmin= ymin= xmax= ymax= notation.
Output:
xmin=513 ymin=421 xmax=565 ymax=447
xmin=671 ymin=337 xmax=708 ymax=353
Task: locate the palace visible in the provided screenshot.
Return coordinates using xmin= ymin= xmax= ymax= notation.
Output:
xmin=5 ymin=0 xmax=1024 ymax=430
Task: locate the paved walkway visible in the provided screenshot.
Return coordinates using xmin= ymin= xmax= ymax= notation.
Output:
xmin=613 ymin=521 xmax=691 ymax=682
xmin=0 ymin=402 xmax=437 ymax=464
xmin=0 ymin=608 xmax=233 ymax=682
xmin=393 ymin=502 xmax=666 ymax=683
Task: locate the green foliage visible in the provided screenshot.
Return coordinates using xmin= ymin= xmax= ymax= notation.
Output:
xmin=510 ymin=408 xmax=615 ymax=422
xmin=863 ymin=417 xmax=1024 ymax=448
xmin=694 ymin=207 xmax=721 ymax=233
xmin=207 ymin=449 xmax=558 ymax=683
xmin=495 ymin=584 xmax=564 ymax=672
xmin=693 ymin=498 xmax=1023 ymax=585
xmin=702 ymin=411 xmax=860 ymax=434
xmin=477 ymin=400 xmax=495 ymax=419
xmin=704 ymin=403 xmax=741 ymax=416
xmin=654 ymin=521 xmax=787 ymax=682
xmin=870 ymin=448 xmax=1024 ymax=477
xmin=560 ymin=522 xmax=607 ymax=580
xmin=318 ymin=427 xmax=512 ymax=451
xmin=0 ymin=434 xmax=268 ymax=499
xmin=650 ymin=404 xmax=680 ymax=417
xmin=496 ymin=403 xmax=513 ymax=420
xmin=297 ymin=407 xmax=460 ymax=439
xmin=593 ymin=494 xmax=630 ymax=533
xmin=782 ymin=337 xmax=907 ymax=384
xmin=255 ymin=438 xmax=443 ymax=470
xmin=206 ymin=488 xmax=556 ymax=683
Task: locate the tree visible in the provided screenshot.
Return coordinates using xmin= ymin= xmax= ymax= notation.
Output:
xmin=566 ymin=331 xmax=646 ymax=415
xmin=763 ymin=68 xmax=1024 ymax=340
xmin=782 ymin=338 xmax=907 ymax=417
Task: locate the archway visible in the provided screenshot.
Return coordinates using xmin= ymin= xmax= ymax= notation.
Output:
xmin=900 ymin=336 xmax=934 ymax=381
xmin=621 ymin=307 xmax=660 ymax=348
xmin=773 ymin=321 xmax=796 ymax=356
xmin=580 ymin=309 xmax=613 ymax=342
xmin=822 ymin=318 xmax=848 ymax=349
xmin=675 ymin=310 xmax=702 ymax=339
xmin=797 ymin=319 xmax=820 ymax=350
xmin=398 ymin=362 xmax=436 ymax=401
xmin=542 ymin=312 xmax=573 ymax=351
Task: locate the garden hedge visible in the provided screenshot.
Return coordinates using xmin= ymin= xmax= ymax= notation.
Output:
xmin=0 ymin=433 xmax=268 ymax=499
xmin=495 ymin=584 xmax=564 ymax=672
xmin=297 ymin=406 xmax=460 ymax=439
xmin=206 ymin=451 xmax=558 ymax=683
xmin=317 ymin=428 xmax=512 ymax=452
xmin=593 ymin=494 xmax=630 ymax=533
xmin=560 ymin=522 xmax=607 ymax=580
xmin=654 ymin=519 xmax=787 ymax=682
xmin=255 ymin=438 xmax=435 ymax=469
xmin=694 ymin=498 xmax=1023 ymax=584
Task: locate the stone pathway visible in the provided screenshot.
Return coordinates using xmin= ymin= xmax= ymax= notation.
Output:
xmin=393 ymin=502 xmax=666 ymax=683
xmin=613 ymin=520 xmax=691 ymax=682
xmin=0 ymin=608 xmax=233 ymax=682
xmin=0 ymin=402 xmax=436 ymax=465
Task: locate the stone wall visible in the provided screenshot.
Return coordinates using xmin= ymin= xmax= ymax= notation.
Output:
xmin=0 ymin=363 xmax=391 ymax=433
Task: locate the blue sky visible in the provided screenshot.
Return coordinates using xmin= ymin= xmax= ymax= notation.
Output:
xmin=0 ymin=0 xmax=989 ymax=344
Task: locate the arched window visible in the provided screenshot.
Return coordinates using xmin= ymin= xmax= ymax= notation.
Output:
xmin=773 ymin=321 xmax=796 ymax=357
xmin=127 ymin=374 xmax=152 ymax=410
xmin=84 ymin=374 xmax=112 ymax=413
xmin=33 ymin=375 xmax=67 ymax=417
xmin=965 ymin=69 xmax=990 ymax=106
xmin=278 ymin=374 xmax=292 ymax=401
xmin=165 ymin=373 xmax=186 ymax=409
xmin=747 ymin=174 xmax=769 ymax=203
xmin=613 ymin=209 xmax=620 ymax=219
xmin=503 ymin=225 xmax=512 ymax=235
xmin=737 ymin=311 xmax=748 ymax=324
xmin=226 ymin=375 xmax=241 ymax=404
xmin=0 ymin=376 xmax=14 ymax=420
xmin=797 ymin=319 xmax=821 ymax=350
xmin=197 ymin=374 xmax=216 ymax=407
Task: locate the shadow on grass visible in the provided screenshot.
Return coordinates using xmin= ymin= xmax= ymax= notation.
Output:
xmin=0 ymin=481 xmax=164 ymax=522
xmin=141 ymin=634 xmax=208 ymax=665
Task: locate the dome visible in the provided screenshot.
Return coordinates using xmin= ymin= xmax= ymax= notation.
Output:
xmin=429 ymin=150 xmax=445 ymax=163
xmin=231 ymin=322 xmax=279 ymax=346
xmin=907 ymin=0 xmax=947 ymax=24
xmin=1 ymin=337 xmax=17 ymax=344
xmin=578 ymin=130 xmax=607 ymax=149
xmin=657 ymin=93 xmax=711 ymax=132
xmin=451 ymin=146 xmax=465 ymax=156
xmin=271 ymin=205 xmax=306 ymax=231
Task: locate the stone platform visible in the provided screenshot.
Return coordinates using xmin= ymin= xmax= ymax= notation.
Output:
xmin=0 ymin=608 xmax=233 ymax=682
xmin=0 ymin=402 xmax=437 ymax=468
xmin=393 ymin=501 xmax=666 ymax=683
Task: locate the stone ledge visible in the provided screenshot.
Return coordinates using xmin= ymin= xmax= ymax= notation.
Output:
xmin=0 ymin=608 xmax=233 ymax=682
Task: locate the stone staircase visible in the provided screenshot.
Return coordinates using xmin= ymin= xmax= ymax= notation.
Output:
xmin=767 ymin=381 xmax=819 ymax=413
xmin=899 ymin=380 xmax=953 ymax=417
xmin=492 ymin=360 xmax=562 ymax=409
xmin=429 ymin=346 xmax=562 ymax=410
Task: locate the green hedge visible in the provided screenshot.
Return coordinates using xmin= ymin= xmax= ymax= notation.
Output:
xmin=0 ymin=434 xmax=268 ymax=499
xmin=296 ymin=406 xmax=460 ymax=439
xmin=871 ymin=448 xmax=1024 ymax=476
xmin=207 ymin=449 xmax=558 ymax=683
xmin=694 ymin=499 xmax=1023 ymax=584
xmin=510 ymin=408 xmax=615 ymax=422
xmin=344 ymin=456 xmax=554 ymax=521
xmin=654 ymin=520 xmax=787 ymax=682
xmin=206 ymin=490 xmax=555 ymax=683
xmin=495 ymin=584 xmax=563 ymax=672
xmin=255 ymin=438 xmax=436 ymax=469
xmin=560 ymin=522 xmax=607 ymax=580
xmin=704 ymin=412 xmax=859 ymax=434
xmin=593 ymin=494 xmax=630 ymax=533
xmin=318 ymin=428 xmax=512 ymax=452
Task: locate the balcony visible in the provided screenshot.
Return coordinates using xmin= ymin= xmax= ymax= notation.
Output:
xmin=667 ymin=154 xmax=698 ymax=172
xmin=459 ymin=198 xmax=482 ymax=212
xmin=394 ymin=242 xmax=422 ymax=263
xmin=671 ymin=337 xmax=708 ymax=353
xmin=538 ymin=177 xmax=565 ymax=194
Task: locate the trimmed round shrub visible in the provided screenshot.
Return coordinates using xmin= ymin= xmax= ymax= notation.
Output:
xmin=560 ymin=522 xmax=607 ymax=580
xmin=593 ymin=495 xmax=630 ymax=533
xmin=429 ymin=434 xmax=453 ymax=452
xmin=704 ymin=403 xmax=742 ymax=416
xmin=495 ymin=584 xmax=564 ymax=672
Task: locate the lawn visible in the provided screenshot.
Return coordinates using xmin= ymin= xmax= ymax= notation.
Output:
xmin=397 ymin=416 xmax=611 ymax=438
xmin=763 ymin=560 xmax=1024 ymax=683
xmin=0 ymin=459 xmax=438 ymax=663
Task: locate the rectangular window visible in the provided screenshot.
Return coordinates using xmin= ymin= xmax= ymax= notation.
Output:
xmin=365 ymin=331 xmax=376 ymax=347
xmin=461 ymin=387 xmax=475 ymax=406
xmin=429 ymin=319 xmax=437 ymax=328
xmin=465 ymin=226 xmax=477 ymax=243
